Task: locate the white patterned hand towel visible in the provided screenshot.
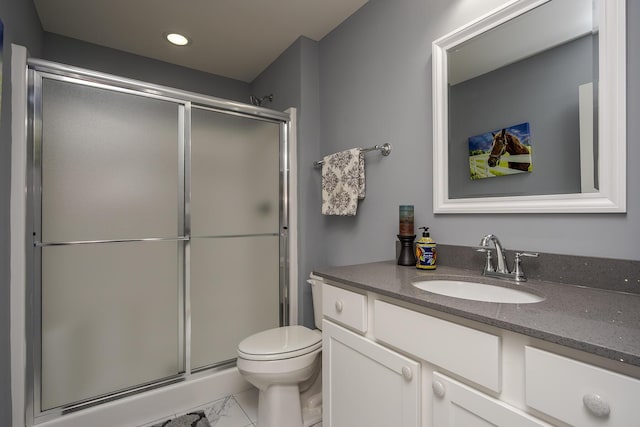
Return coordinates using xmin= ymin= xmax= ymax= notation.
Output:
xmin=322 ymin=148 xmax=365 ymax=216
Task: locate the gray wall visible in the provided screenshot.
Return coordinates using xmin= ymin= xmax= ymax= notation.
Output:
xmin=0 ymin=0 xmax=44 ymax=424
xmin=250 ymin=37 xmax=323 ymax=326
xmin=316 ymin=0 xmax=639 ymax=264
xmin=449 ymin=35 xmax=594 ymax=198
xmin=43 ymin=33 xmax=250 ymax=102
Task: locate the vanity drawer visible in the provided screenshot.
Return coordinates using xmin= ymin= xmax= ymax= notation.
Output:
xmin=525 ymin=346 xmax=640 ymax=426
xmin=323 ymin=284 xmax=367 ymax=333
xmin=374 ymin=300 xmax=501 ymax=392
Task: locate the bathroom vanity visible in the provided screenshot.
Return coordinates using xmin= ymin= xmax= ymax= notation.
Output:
xmin=314 ymin=261 xmax=640 ymax=427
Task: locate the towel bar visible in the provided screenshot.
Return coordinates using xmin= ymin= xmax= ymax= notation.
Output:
xmin=313 ymin=143 xmax=392 ymax=167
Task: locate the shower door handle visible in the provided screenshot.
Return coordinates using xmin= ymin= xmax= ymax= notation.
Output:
xmin=35 ymin=236 xmax=189 ymax=247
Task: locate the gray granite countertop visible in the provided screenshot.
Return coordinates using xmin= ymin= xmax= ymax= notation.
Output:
xmin=313 ymin=261 xmax=640 ymax=367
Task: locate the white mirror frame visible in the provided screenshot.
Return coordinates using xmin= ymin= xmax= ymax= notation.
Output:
xmin=432 ymin=0 xmax=626 ymax=213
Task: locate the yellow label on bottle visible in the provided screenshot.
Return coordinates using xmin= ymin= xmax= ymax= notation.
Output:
xmin=416 ymin=243 xmax=437 ymax=270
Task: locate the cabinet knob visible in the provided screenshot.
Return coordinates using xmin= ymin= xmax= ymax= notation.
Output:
xmin=335 ymin=300 xmax=344 ymax=313
xmin=401 ymin=366 xmax=413 ymax=381
xmin=583 ymin=393 xmax=610 ymax=418
xmin=432 ymin=380 xmax=446 ymax=398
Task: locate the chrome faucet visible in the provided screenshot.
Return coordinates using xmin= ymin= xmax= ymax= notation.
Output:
xmin=478 ymin=234 xmax=508 ymax=274
xmin=476 ymin=234 xmax=539 ymax=282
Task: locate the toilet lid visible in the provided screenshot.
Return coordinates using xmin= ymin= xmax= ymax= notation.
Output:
xmin=238 ymin=326 xmax=322 ymax=361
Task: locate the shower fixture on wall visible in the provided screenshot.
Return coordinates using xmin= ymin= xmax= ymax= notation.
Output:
xmin=250 ymin=93 xmax=274 ymax=107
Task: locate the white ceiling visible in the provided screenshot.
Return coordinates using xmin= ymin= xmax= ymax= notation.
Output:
xmin=34 ymin=0 xmax=369 ymax=83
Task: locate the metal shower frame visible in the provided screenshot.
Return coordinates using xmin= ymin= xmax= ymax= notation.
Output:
xmin=26 ymin=58 xmax=291 ymax=425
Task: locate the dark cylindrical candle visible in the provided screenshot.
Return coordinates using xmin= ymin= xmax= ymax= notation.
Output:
xmin=399 ymin=205 xmax=414 ymax=236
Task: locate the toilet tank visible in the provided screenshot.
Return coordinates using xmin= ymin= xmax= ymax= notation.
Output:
xmin=307 ymin=277 xmax=324 ymax=330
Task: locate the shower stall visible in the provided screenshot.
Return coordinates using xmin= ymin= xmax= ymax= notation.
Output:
xmin=23 ymin=58 xmax=293 ymax=425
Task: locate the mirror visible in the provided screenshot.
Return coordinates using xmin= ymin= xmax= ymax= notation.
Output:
xmin=432 ymin=0 xmax=625 ymax=213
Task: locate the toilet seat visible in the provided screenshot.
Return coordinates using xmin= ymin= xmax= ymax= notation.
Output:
xmin=238 ymin=326 xmax=322 ymax=361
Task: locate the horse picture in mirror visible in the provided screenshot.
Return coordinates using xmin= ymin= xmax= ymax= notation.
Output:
xmin=468 ymin=122 xmax=532 ymax=180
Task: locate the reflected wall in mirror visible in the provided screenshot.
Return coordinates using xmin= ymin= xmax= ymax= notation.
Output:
xmin=432 ymin=0 xmax=626 ymax=213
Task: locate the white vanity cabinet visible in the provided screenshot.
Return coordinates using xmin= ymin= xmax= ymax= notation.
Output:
xmin=320 ymin=281 xmax=640 ymax=427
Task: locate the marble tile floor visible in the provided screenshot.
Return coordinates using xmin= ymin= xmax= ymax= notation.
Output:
xmin=139 ymin=387 xmax=322 ymax=427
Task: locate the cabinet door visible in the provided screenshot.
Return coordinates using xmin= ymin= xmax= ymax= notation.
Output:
xmin=432 ymin=372 xmax=550 ymax=427
xmin=323 ymin=320 xmax=420 ymax=427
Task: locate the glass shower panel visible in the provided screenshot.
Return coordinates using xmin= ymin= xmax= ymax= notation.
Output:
xmin=41 ymin=241 xmax=180 ymax=410
xmin=190 ymin=236 xmax=280 ymax=369
xmin=190 ymin=108 xmax=280 ymax=236
xmin=41 ymin=78 xmax=180 ymax=242
xmin=190 ymin=107 xmax=281 ymax=369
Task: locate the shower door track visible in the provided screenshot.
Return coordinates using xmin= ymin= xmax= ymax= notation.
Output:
xmin=28 ymin=59 xmax=290 ymax=122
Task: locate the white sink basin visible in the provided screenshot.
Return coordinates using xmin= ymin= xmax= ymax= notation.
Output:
xmin=412 ymin=280 xmax=544 ymax=304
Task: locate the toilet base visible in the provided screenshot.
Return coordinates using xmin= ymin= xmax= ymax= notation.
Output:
xmin=258 ymin=384 xmax=303 ymax=427
xmin=256 ymin=383 xmax=322 ymax=427
xmin=249 ymin=360 xmax=322 ymax=427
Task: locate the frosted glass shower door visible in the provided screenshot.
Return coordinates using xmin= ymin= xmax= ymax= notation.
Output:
xmin=38 ymin=77 xmax=183 ymax=410
xmin=190 ymin=108 xmax=281 ymax=369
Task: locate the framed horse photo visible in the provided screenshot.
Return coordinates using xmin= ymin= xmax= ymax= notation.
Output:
xmin=468 ymin=122 xmax=532 ymax=180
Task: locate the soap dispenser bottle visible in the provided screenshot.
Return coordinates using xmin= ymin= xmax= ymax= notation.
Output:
xmin=416 ymin=227 xmax=437 ymax=270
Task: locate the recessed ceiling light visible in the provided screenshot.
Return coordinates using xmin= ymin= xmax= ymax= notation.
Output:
xmin=165 ymin=33 xmax=190 ymax=46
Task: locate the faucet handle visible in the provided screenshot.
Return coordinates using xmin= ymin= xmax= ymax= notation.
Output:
xmin=482 ymin=249 xmax=494 ymax=273
xmin=516 ymin=252 xmax=539 ymax=258
xmin=513 ymin=252 xmax=539 ymax=282
xmin=475 ymin=246 xmax=496 ymax=274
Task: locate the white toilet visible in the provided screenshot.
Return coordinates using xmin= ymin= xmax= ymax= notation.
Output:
xmin=237 ymin=276 xmax=324 ymax=427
